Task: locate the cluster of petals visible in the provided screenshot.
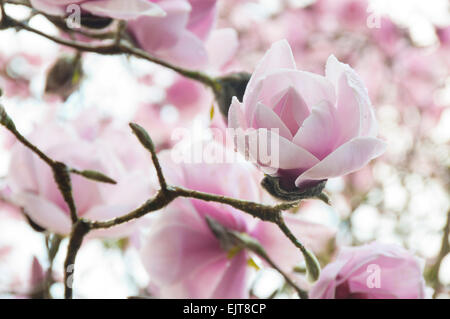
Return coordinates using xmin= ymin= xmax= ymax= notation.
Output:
xmin=228 ymin=40 xmax=386 ymax=190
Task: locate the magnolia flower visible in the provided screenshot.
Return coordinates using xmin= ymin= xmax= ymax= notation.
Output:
xmin=166 ymin=27 xmax=239 ymax=111
xmin=127 ymin=0 xmax=218 ymax=69
xmin=134 ymin=27 xmax=238 ymax=148
xmin=228 ymin=40 xmax=386 ymax=192
xmin=140 ymin=143 xmax=335 ymax=298
xmin=310 ymin=242 xmax=426 ymax=299
xmin=7 ymin=111 xmax=155 ymax=236
xmin=30 ymin=0 xmax=165 ymax=20
xmin=437 ymin=26 xmax=450 ymax=47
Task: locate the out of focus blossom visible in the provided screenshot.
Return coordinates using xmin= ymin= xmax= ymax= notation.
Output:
xmin=310 ymin=242 xmax=426 ymax=299
xmin=0 ymin=53 xmax=42 ymax=99
xmin=436 ymin=26 xmax=450 ymax=47
xmin=135 ymin=27 xmax=238 ymax=148
xmin=128 ymin=0 xmax=219 ymax=69
xmin=6 ymin=110 xmax=155 ymax=236
xmin=140 ymin=143 xmax=335 ymax=298
xmin=30 ymin=0 xmax=165 ymax=20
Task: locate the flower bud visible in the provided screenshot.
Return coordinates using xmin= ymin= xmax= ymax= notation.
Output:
xmin=45 ymin=54 xmax=83 ymax=100
xmin=302 ymin=248 xmax=321 ymax=283
xmin=72 ymin=169 xmax=117 ymax=184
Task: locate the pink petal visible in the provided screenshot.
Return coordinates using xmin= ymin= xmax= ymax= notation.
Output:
xmin=30 ymin=256 xmax=45 ymax=288
xmin=156 ymin=30 xmax=209 ymax=69
xmin=246 ymin=40 xmax=296 ymax=96
xmin=326 ymin=55 xmax=378 ymax=140
xmin=14 ymin=192 xmax=72 ymax=235
xmin=140 ymin=202 xmax=224 ymax=285
xmin=245 ymin=70 xmax=336 ymax=124
xmin=228 ymin=97 xmax=247 ymax=129
xmin=30 ymin=0 xmax=82 ymax=15
xmin=81 ymin=0 xmax=166 ymax=20
xmin=252 ymin=102 xmax=293 ymax=140
xmin=128 ymin=1 xmax=191 ymax=52
xmin=347 ymin=256 xmax=424 ymax=298
xmin=234 ymin=129 xmax=319 ymax=171
xmin=293 ymin=101 xmax=338 ymax=160
xmin=272 ymin=87 xmax=311 ymax=136
xmin=211 ymin=251 xmax=250 ymax=299
xmin=309 ymin=258 xmax=348 ymax=299
xmin=183 ymin=256 xmax=229 ymax=298
xmin=205 ymin=28 xmax=239 ymax=70
xmin=7 ymin=144 xmax=40 ymax=196
xmin=186 ymin=0 xmax=217 ymax=40
xmin=295 ymin=137 xmax=386 ymax=187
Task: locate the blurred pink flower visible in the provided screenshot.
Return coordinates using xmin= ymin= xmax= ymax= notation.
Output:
xmin=30 ymin=0 xmax=165 ymax=20
xmin=436 ymin=26 xmax=450 ymax=47
xmin=7 ymin=111 xmax=155 ymax=236
xmin=29 ymin=257 xmax=45 ymax=291
xmin=0 ymin=53 xmax=42 ymax=99
xmin=166 ymin=77 xmax=203 ymax=108
xmin=310 ymin=242 xmax=426 ymax=299
xmin=134 ymin=27 xmax=238 ymax=149
xmin=370 ymin=18 xmax=404 ymax=57
xmin=393 ymin=48 xmax=447 ymax=123
xmin=127 ymin=0 xmax=218 ymax=69
xmin=140 ymin=143 xmax=335 ymax=298
xmin=334 ymin=0 xmax=368 ymax=29
xmin=164 ymin=27 xmax=238 ymax=111
xmin=228 ymin=40 xmax=386 ymax=191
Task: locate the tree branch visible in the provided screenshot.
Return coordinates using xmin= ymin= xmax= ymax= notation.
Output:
xmin=0 ymin=10 xmax=220 ymax=91
xmin=63 ymin=219 xmax=91 ymax=299
xmin=427 ymin=209 xmax=450 ymax=298
xmin=0 ymin=102 xmax=119 ymax=298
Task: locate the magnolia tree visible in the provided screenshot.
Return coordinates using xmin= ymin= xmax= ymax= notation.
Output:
xmin=0 ymin=0 xmax=448 ymax=299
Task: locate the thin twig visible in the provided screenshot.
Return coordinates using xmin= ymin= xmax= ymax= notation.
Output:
xmin=205 ymin=216 xmax=309 ymax=299
xmin=63 ymin=219 xmax=91 ymax=299
xmin=428 ymin=210 xmax=450 ymax=298
xmin=90 ymin=190 xmax=176 ymax=229
xmin=1 ymin=13 xmax=220 ymax=91
xmin=0 ymin=103 xmax=117 ymax=298
xmin=129 ymin=123 xmax=167 ymax=191
xmin=257 ymin=248 xmax=309 ymax=299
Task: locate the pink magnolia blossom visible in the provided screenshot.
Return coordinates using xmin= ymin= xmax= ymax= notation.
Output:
xmin=228 ymin=40 xmax=386 ymax=191
xmin=334 ymin=0 xmax=369 ymax=29
xmin=7 ymin=111 xmax=155 ymax=236
xmin=140 ymin=143 xmax=335 ymax=298
xmin=165 ymin=27 xmax=238 ymax=112
xmin=29 ymin=256 xmax=45 ymax=292
xmin=310 ymin=242 xmax=426 ymax=299
xmin=0 ymin=186 xmax=21 ymax=218
xmin=0 ymin=53 xmax=42 ymax=99
xmin=127 ymin=0 xmax=219 ymax=69
xmin=134 ymin=27 xmax=238 ymax=149
xmin=394 ymin=49 xmax=447 ymax=113
xmin=437 ymin=26 xmax=450 ymax=47
xmin=370 ymin=18 xmax=405 ymax=58
xmin=30 ymin=0 xmax=165 ymax=20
